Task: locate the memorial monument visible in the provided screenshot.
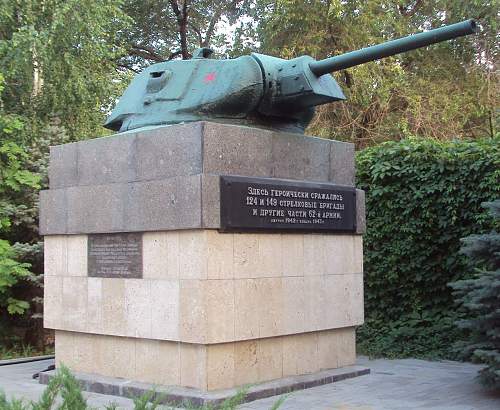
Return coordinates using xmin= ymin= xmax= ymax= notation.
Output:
xmin=40 ymin=20 xmax=476 ymax=404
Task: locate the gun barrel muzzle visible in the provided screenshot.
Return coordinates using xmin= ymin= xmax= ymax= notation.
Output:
xmin=309 ymin=19 xmax=477 ymax=76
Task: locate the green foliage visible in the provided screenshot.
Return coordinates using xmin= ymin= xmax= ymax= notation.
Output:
xmin=0 ymin=0 xmax=130 ymax=339
xmin=0 ymin=0 xmax=131 ymax=140
xmin=0 ymin=365 xmax=87 ymax=410
xmin=268 ymin=394 xmax=289 ymax=410
xmin=356 ymin=137 xmax=500 ymax=359
xmin=0 ymin=74 xmax=40 ymax=317
xmin=450 ymin=200 xmax=500 ymax=388
xmin=0 ymin=343 xmax=53 ymax=360
xmin=131 ymin=390 xmax=162 ymax=410
xmin=217 ymin=388 xmax=247 ymax=410
xmin=179 ymin=387 xmax=248 ymax=410
xmin=120 ymin=0 xmax=255 ymax=66
xmin=0 ymin=366 xmax=285 ymax=409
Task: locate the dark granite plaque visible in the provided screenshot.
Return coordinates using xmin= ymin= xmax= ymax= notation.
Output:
xmin=220 ymin=175 xmax=356 ymax=232
xmin=88 ymin=233 xmax=142 ymax=278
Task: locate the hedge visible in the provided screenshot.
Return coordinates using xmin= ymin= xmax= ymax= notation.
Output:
xmin=356 ymin=137 xmax=500 ymax=359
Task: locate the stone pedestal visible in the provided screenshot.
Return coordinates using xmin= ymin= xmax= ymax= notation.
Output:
xmin=41 ymin=122 xmax=365 ymax=392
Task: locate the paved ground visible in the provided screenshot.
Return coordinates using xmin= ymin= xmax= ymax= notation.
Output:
xmin=1 ymin=357 xmax=499 ymax=409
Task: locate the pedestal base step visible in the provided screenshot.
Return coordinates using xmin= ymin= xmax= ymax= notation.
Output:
xmin=39 ymin=365 xmax=369 ymax=407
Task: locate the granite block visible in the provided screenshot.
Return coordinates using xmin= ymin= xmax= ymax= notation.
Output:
xmin=66 ymin=235 xmax=87 ymax=276
xmin=179 ymin=279 xmax=207 ymax=343
xmin=282 ymin=235 xmax=304 ymax=277
xmin=86 ymin=277 xmax=103 ymax=334
xmin=206 ymin=230 xmax=234 ymax=279
xmin=142 ymin=232 xmax=169 ymax=279
xmin=234 ymin=279 xmax=260 ymax=340
xmin=43 ymin=275 xmax=63 ymax=329
xmin=207 ymin=343 xmax=235 ymax=390
xmin=135 ymin=123 xmax=202 ymax=181
xmin=49 ymin=122 xmax=356 ymax=186
xmin=202 ymin=122 xmax=273 ymax=177
xmin=39 ymin=364 xmax=370 ymax=405
xmin=66 ymin=184 xmax=127 ymax=233
xmin=271 ymin=132 xmax=330 ymax=182
xmin=356 ymin=188 xmax=366 ymax=234
xmin=234 ymin=340 xmax=258 ymax=386
xmin=126 ymin=175 xmax=201 ymax=232
xmin=77 ymin=133 xmax=136 ymax=186
xmin=43 ymin=235 xmax=67 ymax=276
xmin=205 ymin=279 xmax=235 ymax=343
xmin=61 ymin=277 xmax=87 ymax=332
xmin=178 ymin=231 xmax=207 ymax=280
xmin=41 ymin=122 xmax=362 ymax=235
xmin=48 ymin=143 xmax=78 ymax=189
xmin=42 ymin=176 xmax=204 ymax=235
xmin=180 ymin=341 xmax=207 ymax=390
xmin=200 ymin=174 xmax=219 ymax=228
xmin=101 ymin=279 xmax=126 ymax=336
xmin=39 ymin=190 xmax=67 ymax=235
xmin=124 ymin=279 xmax=152 ymax=338
xmin=150 ymin=280 xmax=179 ymax=340
xmin=329 ymin=141 xmax=355 ymax=185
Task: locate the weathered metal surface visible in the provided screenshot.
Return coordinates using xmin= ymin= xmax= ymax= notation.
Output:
xmin=105 ymin=20 xmax=476 ymax=134
xmin=220 ymin=175 xmax=356 ymax=232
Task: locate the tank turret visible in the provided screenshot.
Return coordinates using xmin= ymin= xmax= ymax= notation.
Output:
xmin=105 ymin=19 xmax=476 ymax=134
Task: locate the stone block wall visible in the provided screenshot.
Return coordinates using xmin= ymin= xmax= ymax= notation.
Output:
xmin=42 ymin=122 xmax=365 ymax=391
xmin=44 ymin=231 xmax=363 ymax=344
xmin=55 ymin=327 xmax=356 ymax=390
xmin=39 ymin=122 xmax=365 ymax=235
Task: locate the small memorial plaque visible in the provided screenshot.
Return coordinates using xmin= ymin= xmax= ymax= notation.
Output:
xmin=220 ymin=175 xmax=356 ymax=233
xmin=88 ymin=233 xmax=142 ymax=278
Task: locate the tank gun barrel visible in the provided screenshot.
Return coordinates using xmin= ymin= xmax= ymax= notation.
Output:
xmin=309 ymin=19 xmax=477 ymax=76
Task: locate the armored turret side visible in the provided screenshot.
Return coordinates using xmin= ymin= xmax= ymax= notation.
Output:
xmin=105 ymin=55 xmax=263 ymax=132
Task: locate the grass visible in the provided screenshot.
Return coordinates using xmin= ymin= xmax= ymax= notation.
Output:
xmin=0 ymin=344 xmax=54 ymax=361
xmin=0 ymin=365 xmax=287 ymax=410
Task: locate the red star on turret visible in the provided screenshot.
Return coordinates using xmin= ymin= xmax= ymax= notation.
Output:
xmin=203 ymin=72 xmax=216 ymax=83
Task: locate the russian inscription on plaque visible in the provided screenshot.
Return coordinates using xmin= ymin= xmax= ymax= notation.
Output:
xmin=88 ymin=233 xmax=142 ymax=278
xmin=220 ymin=175 xmax=356 ymax=232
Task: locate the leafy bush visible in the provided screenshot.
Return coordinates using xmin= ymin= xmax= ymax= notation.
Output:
xmin=0 ymin=74 xmax=40 ymax=320
xmin=0 ymin=343 xmax=54 ymax=360
xmin=0 ymin=239 xmax=32 ymax=315
xmin=449 ymin=200 xmax=500 ymax=388
xmin=356 ymin=137 xmax=500 ymax=359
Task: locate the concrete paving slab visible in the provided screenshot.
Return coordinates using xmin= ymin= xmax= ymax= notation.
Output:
xmin=0 ymin=359 xmax=135 ymax=409
xmin=239 ymin=357 xmax=500 ymax=410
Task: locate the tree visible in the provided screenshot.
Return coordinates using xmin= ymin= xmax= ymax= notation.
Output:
xmin=119 ymin=0 xmax=255 ymax=70
xmin=450 ymin=200 xmax=500 ymax=389
xmin=253 ymin=0 xmax=498 ymax=146
xmin=0 ymin=0 xmax=130 ymax=344
xmin=0 ymin=0 xmax=131 ymax=141
xmin=0 ymin=73 xmax=39 ymax=319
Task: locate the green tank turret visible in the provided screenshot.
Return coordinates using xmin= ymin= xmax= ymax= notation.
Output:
xmin=105 ymin=19 xmax=476 ymax=134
